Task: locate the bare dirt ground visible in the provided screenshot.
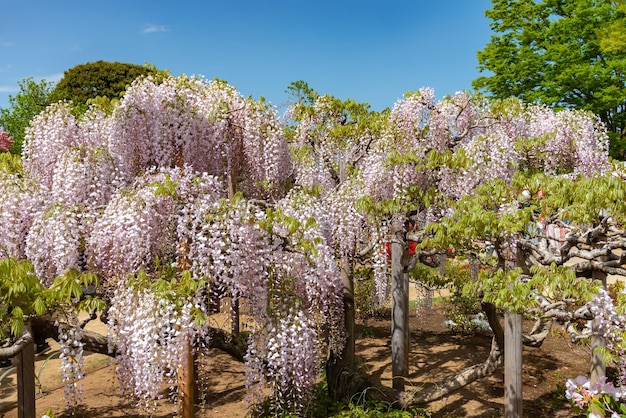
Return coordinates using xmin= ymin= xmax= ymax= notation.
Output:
xmin=0 ymin=302 xmax=588 ymax=418
xmin=360 ymin=307 xmax=587 ymax=417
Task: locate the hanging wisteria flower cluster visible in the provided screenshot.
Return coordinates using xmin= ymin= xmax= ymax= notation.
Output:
xmin=87 ymin=170 xmax=180 ymax=283
xmin=99 ymin=182 xmax=345 ymax=412
xmin=188 ymin=191 xmax=344 ymax=411
xmin=20 ymin=104 xmax=127 ymax=285
xmin=563 ymin=288 xmax=626 ymax=416
xmin=107 ymin=279 xmax=201 ymax=411
xmin=26 ymin=203 xmax=84 ymax=286
xmin=362 ymin=91 xmax=610 ymax=208
xmin=589 ymin=289 xmax=626 ymax=350
xmin=353 ymin=90 xmax=612 ymax=310
xmin=246 ymin=307 xmax=320 ymax=414
xmin=0 ymin=171 xmax=39 ymax=259
xmin=590 ymin=289 xmax=626 ymax=386
xmin=56 ymin=311 xmax=85 ymax=409
xmin=371 ymin=226 xmax=391 ymax=303
xmin=110 ymin=75 xmax=292 ymax=197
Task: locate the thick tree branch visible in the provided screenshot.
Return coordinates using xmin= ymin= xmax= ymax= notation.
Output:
xmin=3 ymin=318 xmax=248 ymax=363
xmin=570 ymin=260 xmax=626 ymax=276
xmin=398 ymin=336 xmax=503 ymax=406
xmin=522 ymin=317 xmax=552 ymax=347
xmin=0 ymin=325 xmax=34 ymax=359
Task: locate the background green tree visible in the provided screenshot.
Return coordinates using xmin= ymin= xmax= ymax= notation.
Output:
xmin=51 ymin=61 xmax=166 ymax=113
xmin=473 ymin=0 xmax=626 ymax=159
xmin=0 ymin=78 xmax=54 ymax=155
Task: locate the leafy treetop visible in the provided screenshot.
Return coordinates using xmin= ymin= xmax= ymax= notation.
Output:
xmin=0 ymin=78 xmax=55 ymax=155
xmin=474 ymin=0 xmax=626 ymax=159
xmin=51 ymin=61 xmax=167 ymax=113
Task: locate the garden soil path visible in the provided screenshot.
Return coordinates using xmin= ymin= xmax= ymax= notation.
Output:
xmin=0 ymin=290 xmax=588 ymax=417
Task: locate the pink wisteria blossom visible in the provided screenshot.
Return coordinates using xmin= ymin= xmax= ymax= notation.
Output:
xmin=0 ymin=130 xmax=13 ymax=152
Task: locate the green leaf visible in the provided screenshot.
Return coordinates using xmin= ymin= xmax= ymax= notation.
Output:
xmin=10 ymin=319 xmax=23 ymax=338
xmin=33 ymin=297 xmax=47 ymax=316
xmin=11 ymin=306 xmax=23 ymax=319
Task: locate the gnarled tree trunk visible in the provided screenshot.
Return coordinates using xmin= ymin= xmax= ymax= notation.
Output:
xmin=398 ymin=302 xmax=504 ymax=407
xmin=326 ymin=256 xmax=372 ymax=400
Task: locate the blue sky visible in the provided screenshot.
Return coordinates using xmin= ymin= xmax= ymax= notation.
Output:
xmin=0 ymin=0 xmax=494 ymax=112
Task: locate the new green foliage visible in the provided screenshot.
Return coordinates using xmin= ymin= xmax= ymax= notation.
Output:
xmin=0 ymin=256 xmax=103 ymax=339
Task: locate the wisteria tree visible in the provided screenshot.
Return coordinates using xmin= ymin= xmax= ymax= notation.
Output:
xmin=354 ymin=88 xmax=496 ymax=393
xmin=353 ymin=90 xmax=619 ymax=410
xmin=0 ymin=74 xmax=346 ymax=416
xmin=284 ymin=81 xmax=390 ymax=398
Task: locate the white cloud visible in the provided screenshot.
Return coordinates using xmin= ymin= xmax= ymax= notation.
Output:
xmin=1 ymin=42 xmax=14 ymax=48
xmin=142 ymin=24 xmax=169 ymax=34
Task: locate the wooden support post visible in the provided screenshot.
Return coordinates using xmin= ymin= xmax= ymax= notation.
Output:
xmin=391 ymin=232 xmax=408 ymax=392
xmin=178 ymin=335 xmax=196 ymax=418
xmin=590 ymin=321 xmax=606 ymax=384
xmin=176 ymin=223 xmax=196 ymax=418
xmin=590 ymin=270 xmax=607 ymax=383
xmin=17 ymin=342 xmax=35 ymax=418
xmin=437 ymin=254 xmax=447 ymax=277
xmin=504 ymin=312 xmax=523 ymax=418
